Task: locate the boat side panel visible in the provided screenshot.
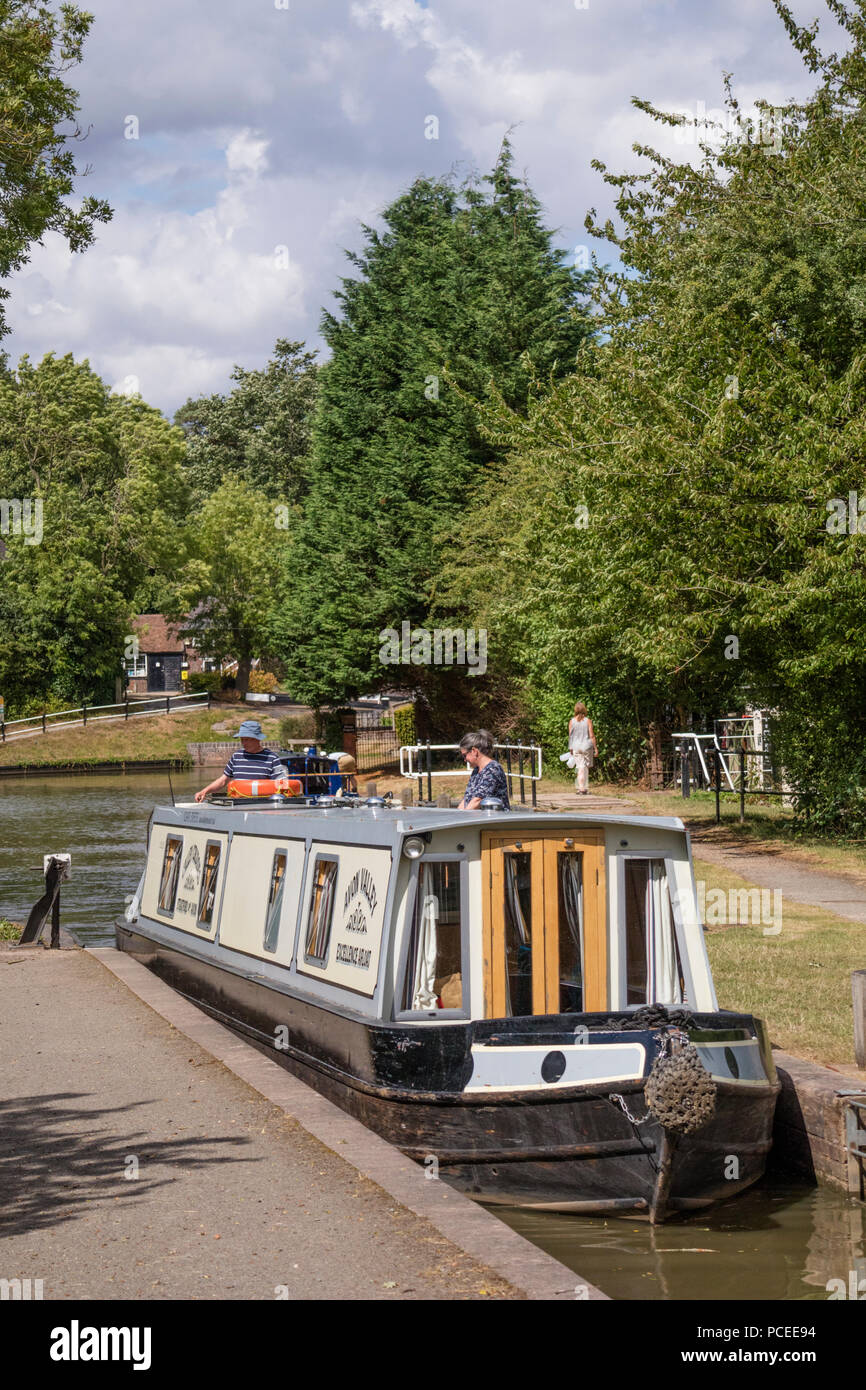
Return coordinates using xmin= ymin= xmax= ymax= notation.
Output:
xmin=296 ymin=842 xmax=392 ymax=998
xmin=141 ymin=825 xmax=229 ymax=941
xmin=218 ymin=834 xmax=306 ymax=965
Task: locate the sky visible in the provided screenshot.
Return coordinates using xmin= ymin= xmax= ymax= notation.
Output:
xmin=3 ymin=0 xmax=843 ymax=418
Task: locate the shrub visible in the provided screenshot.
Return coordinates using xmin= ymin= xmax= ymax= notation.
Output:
xmin=279 ymin=712 xmax=316 ymax=742
xmin=249 ymin=670 xmax=279 ymax=694
xmin=187 ymin=672 xmax=222 ymax=695
xmin=393 ymin=702 xmax=416 ymax=747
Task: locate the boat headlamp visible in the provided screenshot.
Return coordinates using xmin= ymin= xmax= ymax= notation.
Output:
xmin=403 ymin=836 xmax=425 ymax=859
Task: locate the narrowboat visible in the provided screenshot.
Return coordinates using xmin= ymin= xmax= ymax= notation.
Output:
xmin=116 ymin=796 xmax=780 ymax=1221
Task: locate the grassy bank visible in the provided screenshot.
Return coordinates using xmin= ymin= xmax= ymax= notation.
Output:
xmin=0 ymin=705 xmax=286 ymax=770
xmin=697 ymin=855 xmax=863 ymax=1066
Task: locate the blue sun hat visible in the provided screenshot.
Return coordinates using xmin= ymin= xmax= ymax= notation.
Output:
xmin=237 ymin=720 xmax=265 ymax=740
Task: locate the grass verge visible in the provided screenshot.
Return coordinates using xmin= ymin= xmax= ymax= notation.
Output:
xmin=0 ymin=706 xmax=286 ymax=769
xmin=696 ymin=854 xmax=864 ymax=1066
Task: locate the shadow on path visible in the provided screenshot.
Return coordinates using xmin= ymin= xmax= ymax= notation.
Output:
xmin=0 ymin=1091 xmax=256 ymax=1239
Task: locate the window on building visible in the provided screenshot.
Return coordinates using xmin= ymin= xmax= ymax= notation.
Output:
xmin=402 ymin=860 xmax=463 ymax=1011
xmin=197 ymin=843 xmax=221 ymax=926
xmin=623 ymin=858 xmax=685 ymax=1006
xmin=125 ymin=653 xmax=147 ymax=677
xmin=263 ymin=850 xmax=288 ymax=953
xmin=158 ymin=837 xmax=183 ymax=914
xmin=304 ymin=857 xmax=338 ymax=962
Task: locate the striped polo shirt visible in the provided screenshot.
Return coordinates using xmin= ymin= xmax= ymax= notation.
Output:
xmin=223 ymin=748 xmax=287 ymax=780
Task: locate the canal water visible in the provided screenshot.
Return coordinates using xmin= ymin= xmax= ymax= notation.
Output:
xmin=2 ymin=770 xmax=864 ymax=1302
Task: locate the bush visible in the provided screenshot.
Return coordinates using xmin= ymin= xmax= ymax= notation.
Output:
xmin=279 ymin=712 xmax=316 ymax=742
xmin=393 ymin=702 xmax=416 ymax=747
xmin=249 ymin=670 xmax=279 ymax=694
xmin=187 ymin=672 xmax=222 ymax=695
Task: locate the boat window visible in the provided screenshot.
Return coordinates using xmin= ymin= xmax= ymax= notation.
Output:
xmin=305 ymin=857 xmax=338 ymax=963
xmin=402 ymin=860 xmax=463 ymax=1011
xmin=557 ymin=852 xmax=584 ymax=1011
xmin=263 ymin=850 xmax=288 ymax=953
xmin=503 ymin=851 xmax=532 ymax=1016
xmin=624 ymin=859 xmax=684 ymax=1006
xmin=157 ymin=836 xmax=183 ymax=915
xmin=197 ymin=842 xmax=221 ymax=926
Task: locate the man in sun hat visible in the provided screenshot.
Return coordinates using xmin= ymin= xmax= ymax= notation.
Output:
xmin=194 ymin=720 xmax=288 ymax=801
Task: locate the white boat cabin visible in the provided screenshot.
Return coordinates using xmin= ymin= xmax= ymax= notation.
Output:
xmin=131 ymin=802 xmax=717 ymax=1025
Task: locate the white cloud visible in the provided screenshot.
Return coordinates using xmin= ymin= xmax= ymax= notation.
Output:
xmin=2 ymin=0 xmax=826 ymax=414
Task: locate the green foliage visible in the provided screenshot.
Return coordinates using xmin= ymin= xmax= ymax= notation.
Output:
xmin=164 ymin=476 xmax=291 ymax=697
xmin=438 ymin=3 xmax=866 ymax=808
xmin=392 ymin=701 xmax=416 ymax=747
xmin=274 ymin=140 xmax=594 ymax=704
xmin=0 ymin=353 xmax=190 ymax=715
xmin=186 ymin=671 xmax=221 ymax=695
xmin=278 ymin=712 xmax=316 ymax=742
xmin=175 ymin=339 xmax=319 ymax=503
xmin=0 ymin=1 xmax=111 ymax=340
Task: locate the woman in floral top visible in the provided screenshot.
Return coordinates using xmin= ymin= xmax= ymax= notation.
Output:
xmin=457 ymin=730 xmax=510 ymax=809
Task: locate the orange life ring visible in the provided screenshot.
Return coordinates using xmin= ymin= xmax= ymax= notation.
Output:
xmin=227 ymin=778 xmax=303 ymax=799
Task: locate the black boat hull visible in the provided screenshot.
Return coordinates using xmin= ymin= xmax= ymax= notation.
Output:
xmin=116 ymin=922 xmax=780 ymax=1214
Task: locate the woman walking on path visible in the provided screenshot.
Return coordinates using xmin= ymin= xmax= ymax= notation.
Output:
xmin=568 ymin=702 xmax=597 ymax=795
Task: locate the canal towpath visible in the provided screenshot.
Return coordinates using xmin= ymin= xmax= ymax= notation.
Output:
xmin=0 ymin=943 xmax=598 ymax=1302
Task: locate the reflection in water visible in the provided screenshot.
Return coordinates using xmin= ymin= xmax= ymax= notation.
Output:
xmin=0 ymin=771 xmax=202 ymax=945
xmin=495 ymin=1175 xmax=866 ymax=1300
xmin=2 ymin=772 xmax=864 ymax=1300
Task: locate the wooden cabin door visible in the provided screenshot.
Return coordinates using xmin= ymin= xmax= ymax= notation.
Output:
xmin=481 ymin=831 xmax=606 ymax=1018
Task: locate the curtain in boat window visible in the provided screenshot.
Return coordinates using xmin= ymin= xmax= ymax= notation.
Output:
xmin=650 ymin=860 xmax=682 ymax=1006
xmin=197 ymin=844 xmax=221 ymax=926
xmin=158 ymin=837 xmax=182 ymax=913
xmin=503 ymin=852 xmax=532 ymax=1016
xmin=402 ymin=861 xmax=463 ymax=1012
xmin=557 ymin=852 xmax=584 ymax=1010
xmin=263 ymin=851 xmax=287 ymax=953
xmin=410 ymin=891 xmax=439 ymax=1010
xmin=305 ymin=858 xmax=337 ymax=961
xmin=624 ymin=859 xmax=684 ymax=1006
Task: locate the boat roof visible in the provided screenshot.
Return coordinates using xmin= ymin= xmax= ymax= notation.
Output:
xmin=158 ymin=801 xmax=687 ymax=842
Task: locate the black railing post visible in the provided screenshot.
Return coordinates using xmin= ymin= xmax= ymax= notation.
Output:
xmin=166 ymin=695 xmax=170 ymax=715
xmin=680 ymin=745 xmax=690 ymax=798
xmin=426 ymin=740 xmax=432 ymax=804
xmin=42 ymin=710 xmax=47 ymax=733
xmin=1 ymin=720 xmax=4 ymax=743
xmin=714 ymin=749 xmax=721 ymax=824
xmin=207 ymin=691 xmax=212 ymax=712
xmin=505 ymin=742 xmax=513 ymax=801
xmin=82 ymin=703 xmax=86 ymax=727
xmin=518 ymin=744 xmax=526 ymax=804
xmin=416 ymin=747 xmax=422 ymax=806
xmin=530 ymin=741 xmax=537 ymax=808
xmin=125 ymin=697 xmax=129 ymax=720
xmin=739 ymin=746 xmax=746 ymax=823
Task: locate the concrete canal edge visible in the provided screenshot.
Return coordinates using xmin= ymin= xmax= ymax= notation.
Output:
xmin=87 ymin=946 xmax=607 ymax=1302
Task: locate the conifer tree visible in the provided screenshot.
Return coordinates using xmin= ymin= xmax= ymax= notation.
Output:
xmin=275 ymin=141 xmax=593 ymax=703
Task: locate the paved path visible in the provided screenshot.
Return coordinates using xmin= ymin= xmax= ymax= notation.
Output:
xmin=0 ymin=947 xmax=593 ymax=1301
xmin=689 ymin=837 xmax=866 ymax=926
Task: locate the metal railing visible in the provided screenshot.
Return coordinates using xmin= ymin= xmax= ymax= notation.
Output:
xmin=399 ymin=741 xmax=542 ymax=807
xmin=0 ymin=690 xmax=211 ymax=743
xmin=675 ymin=743 xmax=798 ymax=823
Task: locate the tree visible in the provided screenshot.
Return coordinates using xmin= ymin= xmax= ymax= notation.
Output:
xmin=166 ymin=477 xmax=290 ymax=697
xmin=0 ymin=353 xmax=190 ymax=712
xmin=438 ymin=0 xmax=866 ymax=823
xmin=174 ymin=339 xmax=319 ymax=504
xmin=0 ymin=1 xmax=111 ymax=340
xmin=274 ymin=140 xmax=594 ymax=705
